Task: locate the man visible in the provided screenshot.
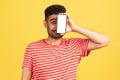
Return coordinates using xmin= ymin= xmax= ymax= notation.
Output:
xmin=22 ymin=4 xmax=110 ymax=80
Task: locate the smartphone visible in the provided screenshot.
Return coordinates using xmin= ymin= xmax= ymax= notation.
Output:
xmin=57 ymin=14 xmax=67 ymax=34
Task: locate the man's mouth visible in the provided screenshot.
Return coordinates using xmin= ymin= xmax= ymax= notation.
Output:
xmin=52 ymin=30 xmax=61 ymax=35
xmin=52 ymin=30 xmax=57 ymax=33
xmin=52 ymin=30 xmax=56 ymax=32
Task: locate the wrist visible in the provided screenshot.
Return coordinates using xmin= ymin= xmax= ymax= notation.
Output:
xmin=72 ymin=25 xmax=80 ymax=32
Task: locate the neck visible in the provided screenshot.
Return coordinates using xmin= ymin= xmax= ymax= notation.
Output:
xmin=45 ymin=36 xmax=62 ymax=45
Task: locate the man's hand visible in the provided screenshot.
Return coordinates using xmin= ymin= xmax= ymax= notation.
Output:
xmin=66 ymin=14 xmax=76 ymax=32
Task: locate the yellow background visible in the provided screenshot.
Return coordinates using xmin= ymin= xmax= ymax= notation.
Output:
xmin=0 ymin=0 xmax=120 ymax=80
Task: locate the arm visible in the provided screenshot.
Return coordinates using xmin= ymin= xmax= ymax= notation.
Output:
xmin=72 ymin=26 xmax=110 ymax=51
xmin=66 ymin=14 xmax=110 ymax=51
xmin=21 ymin=68 xmax=32 ymax=80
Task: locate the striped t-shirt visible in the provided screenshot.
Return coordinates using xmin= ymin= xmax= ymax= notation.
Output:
xmin=22 ymin=38 xmax=90 ymax=80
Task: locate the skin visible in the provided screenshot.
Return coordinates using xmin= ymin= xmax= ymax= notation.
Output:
xmin=21 ymin=13 xmax=110 ymax=80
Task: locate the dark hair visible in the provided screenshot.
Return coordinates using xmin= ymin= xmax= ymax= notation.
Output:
xmin=44 ymin=4 xmax=66 ymax=20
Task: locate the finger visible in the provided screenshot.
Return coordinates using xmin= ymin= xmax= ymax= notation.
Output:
xmin=60 ymin=33 xmax=64 ymax=35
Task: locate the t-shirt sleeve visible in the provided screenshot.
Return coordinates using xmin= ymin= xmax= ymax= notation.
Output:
xmin=22 ymin=45 xmax=33 ymax=71
xmin=74 ymin=38 xmax=90 ymax=57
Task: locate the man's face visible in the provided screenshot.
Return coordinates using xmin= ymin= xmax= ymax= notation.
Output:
xmin=45 ymin=14 xmax=63 ymax=39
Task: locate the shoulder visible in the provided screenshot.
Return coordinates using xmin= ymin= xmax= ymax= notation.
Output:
xmin=63 ymin=38 xmax=89 ymax=46
xmin=64 ymin=38 xmax=88 ymax=43
xmin=26 ymin=39 xmax=44 ymax=49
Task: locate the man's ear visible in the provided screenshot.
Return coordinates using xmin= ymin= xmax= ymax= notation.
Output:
xmin=43 ymin=20 xmax=47 ymax=28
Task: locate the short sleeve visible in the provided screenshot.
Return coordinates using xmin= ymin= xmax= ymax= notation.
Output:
xmin=22 ymin=45 xmax=33 ymax=71
xmin=72 ymin=38 xmax=90 ymax=57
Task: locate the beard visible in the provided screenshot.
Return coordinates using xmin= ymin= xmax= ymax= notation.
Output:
xmin=47 ymin=28 xmax=63 ymax=39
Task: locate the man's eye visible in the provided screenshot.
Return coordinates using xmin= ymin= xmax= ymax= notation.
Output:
xmin=51 ymin=21 xmax=57 ymax=24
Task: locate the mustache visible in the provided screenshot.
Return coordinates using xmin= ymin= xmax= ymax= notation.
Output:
xmin=52 ymin=29 xmax=57 ymax=32
xmin=51 ymin=29 xmax=61 ymax=35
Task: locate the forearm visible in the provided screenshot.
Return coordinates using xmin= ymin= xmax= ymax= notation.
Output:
xmin=72 ymin=26 xmax=110 ymax=44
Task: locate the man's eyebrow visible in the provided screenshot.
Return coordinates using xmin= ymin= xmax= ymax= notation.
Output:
xmin=50 ymin=18 xmax=57 ymax=21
